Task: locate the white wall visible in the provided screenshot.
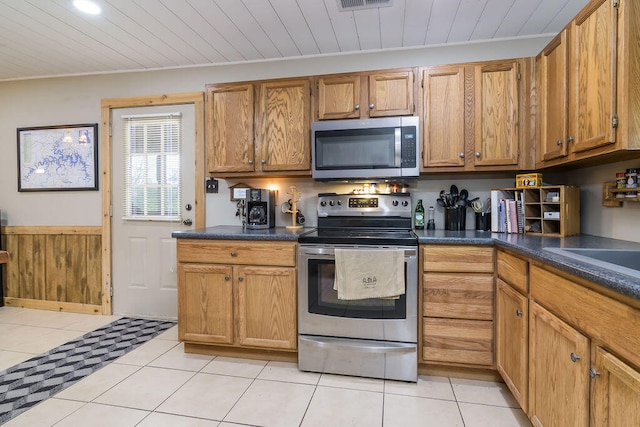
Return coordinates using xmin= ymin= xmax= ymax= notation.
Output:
xmin=2 ymin=36 xmax=639 ymax=242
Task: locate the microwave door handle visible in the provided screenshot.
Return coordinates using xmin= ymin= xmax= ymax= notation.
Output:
xmin=394 ymin=127 xmax=402 ymax=166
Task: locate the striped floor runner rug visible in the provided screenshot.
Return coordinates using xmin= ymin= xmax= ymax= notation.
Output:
xmin=0 ymin=317 xmax=175 ymax=424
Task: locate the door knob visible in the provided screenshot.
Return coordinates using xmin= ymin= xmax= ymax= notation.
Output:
xmin=185 ymin=203 xmax=192 ymax=211
xmin=182 ymin=218 xmax=193 ymax=226
xmin=570 ymin=352 xmax=581 ymax=363
xmin=369 ymin=103 xmax=375 ymax=109
xmin=515 ymin=309 xmax=523 ymax=316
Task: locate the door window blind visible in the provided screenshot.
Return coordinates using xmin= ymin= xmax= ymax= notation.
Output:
xmin=122 ymin=113 xmax=182 ymax=221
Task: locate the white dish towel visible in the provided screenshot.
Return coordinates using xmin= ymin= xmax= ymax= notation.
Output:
xmin=333 ymin=248 xmax=405 ymax=300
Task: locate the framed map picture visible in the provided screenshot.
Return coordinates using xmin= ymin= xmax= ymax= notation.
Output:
xmin=17 ymin=123 xmax=99 ymax=191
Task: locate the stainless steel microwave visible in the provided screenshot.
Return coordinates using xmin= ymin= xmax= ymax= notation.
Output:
xmin=311 ymin=116 xmax=419 ymax=180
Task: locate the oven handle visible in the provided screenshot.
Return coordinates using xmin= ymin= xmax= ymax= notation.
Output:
xmin=299 ymin=335 xmax=415 ymax=354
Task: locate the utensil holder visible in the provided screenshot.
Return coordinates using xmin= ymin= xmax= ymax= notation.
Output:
xmin=475 ymin=212 xmax=490 ymax=231
xmin=444 ymin=207 xmax=466 ymax=231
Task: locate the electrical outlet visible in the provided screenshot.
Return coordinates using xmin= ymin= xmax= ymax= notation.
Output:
xmin=205 ymin=177 xmax=218 ymax=193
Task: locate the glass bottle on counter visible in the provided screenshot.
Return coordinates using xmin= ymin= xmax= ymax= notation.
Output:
xmin=426 ymin=205 xmax=435 ymax=230
xmin=414 ymin=199 xmax=425 ymax=229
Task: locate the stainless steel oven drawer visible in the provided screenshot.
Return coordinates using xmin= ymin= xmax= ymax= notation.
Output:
xmin=298 ymin=335 xmax=417 ymax=382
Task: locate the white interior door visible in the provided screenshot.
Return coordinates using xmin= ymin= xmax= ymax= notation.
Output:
xmin=111 ymin=104 xmax=195 ymax=320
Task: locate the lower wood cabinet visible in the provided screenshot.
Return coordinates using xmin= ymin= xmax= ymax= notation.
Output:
xmin=590 ymin=347 xmax=640 ymax=426
xmin=177 ymin=239 xmax=297 ymax=352
xmin=495 ymin=252 xmax=640 ymax=427
xmin=496 ymin=278 xmax=529 ymax=412
xmin=529 ymin=301 xmax=590 ymax=427
xmin=420 ymin=245 xmax=495 ymax=368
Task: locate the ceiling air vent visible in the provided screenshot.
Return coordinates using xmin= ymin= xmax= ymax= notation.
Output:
xmin=338 ymin=0 xmax=393 ymax=11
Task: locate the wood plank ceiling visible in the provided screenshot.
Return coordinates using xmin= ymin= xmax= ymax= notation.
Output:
xmin=0 ymin=0 xmax=591 ymax=81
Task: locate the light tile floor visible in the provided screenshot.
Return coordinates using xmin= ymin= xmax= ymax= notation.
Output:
xmin=0 ymin=306 xmax=532 ymax=426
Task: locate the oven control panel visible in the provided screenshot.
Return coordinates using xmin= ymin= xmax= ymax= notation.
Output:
xmin=317 ymin=193 xmax=412 ymax=217
xmin=348 ymin=197 xmax=378 ymax=208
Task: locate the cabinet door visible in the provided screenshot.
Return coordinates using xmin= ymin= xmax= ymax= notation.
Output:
xmin=178 ymin=263 xmax=234 ymax=344
xmin=422 ymin=65 xmax=466 ymax=167
xmin=570 ymin=0 xmax=617 ymax=154
xmin=538 ymin=30 xmax=569 ymax=162
xmin=317 ymin=75 xmax=362 ymax=120
xmin=496 ymin=279 xmax=529 ymax=413
xmin=368 ymin=70 xmax=414 ymax=117
xmin=591 ymin=347 xmax=640 ymax=426
xmin=236 ymin=265 xmax=297 ymax=349
xmin=473 ymin=60 xmax=519 ymax=167
xmin=529 ymin=302 xmax=589 ymax=427
xmin=206 ymin=83 xmax=255 ymax=173
xmin=257 ymin=78 xmax=311 ymax=172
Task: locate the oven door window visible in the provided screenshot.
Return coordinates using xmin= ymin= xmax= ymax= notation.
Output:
xmin=307 ymin=259 xmax=406 ymax=319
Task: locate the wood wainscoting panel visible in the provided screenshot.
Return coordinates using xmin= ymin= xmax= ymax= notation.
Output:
xmin=3 ymin=226 xmax=102 ymax=311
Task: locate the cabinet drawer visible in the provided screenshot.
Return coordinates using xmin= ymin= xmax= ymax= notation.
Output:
xmin=497 ymin=250 xmax=528 ymax=293
xmin=178 ymin=240 xmax=296 ymax=267
xmin=423 ymin=273 xmax=494 ymax=320
xmin=422 ymin=245 xmax=494 ymax=273
xmin=422 ymin=318 xmax=494 ymax=366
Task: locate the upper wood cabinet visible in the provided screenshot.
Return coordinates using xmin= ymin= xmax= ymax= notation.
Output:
xmin=206 ymin=83 xmax=255 ymax=174
xmin=256 ymin=79 xmax=311 ymax=172
xmin=315 ymin=69 xmax=416 ymax=120
xmin=421 ymin=59 xmax=531 ymax=172
xmin=537 ymin=30 xmax=569 ymax=162
xmin=422 ymin=65 xmax=466 ymax=167
xmin=206 ymin=78 xmax=311 ymax=177
xmin=537 ymin=0 xmax=640 ymax=167
xmin=570 ymin=0 xmax=617 ymax=154
xmin=473 ymin=60 xmax=520 ymax=167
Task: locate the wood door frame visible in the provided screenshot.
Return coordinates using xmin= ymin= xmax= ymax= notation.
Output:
xmin=100 ymin=92 xmax=205 ymax=315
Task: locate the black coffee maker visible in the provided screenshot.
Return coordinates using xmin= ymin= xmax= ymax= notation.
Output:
xmin=245 ymin=189 xmax=276 ymax=229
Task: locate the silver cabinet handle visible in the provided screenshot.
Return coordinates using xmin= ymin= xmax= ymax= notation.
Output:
xmin=224 ymin=276 xmax=230 ymax=281
xmin=238 ymin=276 xmax=244 ymax=281
xmin=570 ymin=352 xmax=581 ymax=363
xmin=369 ymin=103 xmax=375 ymax=109
xmin=459 ymin=152 xmax=465 ymax=158
xmin=557 ymin=140 xmax=563 ymax=146
xmin=589 ymin=368 xmax=601 ymax=378
xmin=567 ymin=136 xmax=574 ymax=143
xmin=261 ymin=159 xmax=266 ymax=164
xmin=516 ymin=309 xmax=523 ymax=317
xmin=230 ymin=251 xmax=237 ymax=257
xmin=248 ymin=159 xmax=254 ymax=165
xmin=475 ymin=152 xmax=481 ymax=158
xmin=354 ymin=104 xmax=360 ymax=110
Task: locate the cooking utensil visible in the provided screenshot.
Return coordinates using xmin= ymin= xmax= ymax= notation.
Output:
xmin=471 ymin=200 xmax=483 ymax=213
xmin=450 ymin=185 xmax=459 ymax=203
xmin=459 ymin=189 xmax=468 ymax=202
xmin=437 ymin=199 xmax=446 ymax=208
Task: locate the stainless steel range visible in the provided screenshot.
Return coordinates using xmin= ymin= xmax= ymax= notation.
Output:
xmin=297 ymin=192 xmax=418 ymax=382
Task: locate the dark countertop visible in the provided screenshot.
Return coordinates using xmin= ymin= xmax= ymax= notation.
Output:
xmin=172 ymin=225 xmax=313 ymax=241
xmin=415 ymin=230 xmax=640 ymax=301
xmin=172 ymin=226 xmax=640 ymax=301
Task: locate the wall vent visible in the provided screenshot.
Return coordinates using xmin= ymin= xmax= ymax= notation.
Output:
xmin=338 ymin=0 xmax=393 ymax=11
